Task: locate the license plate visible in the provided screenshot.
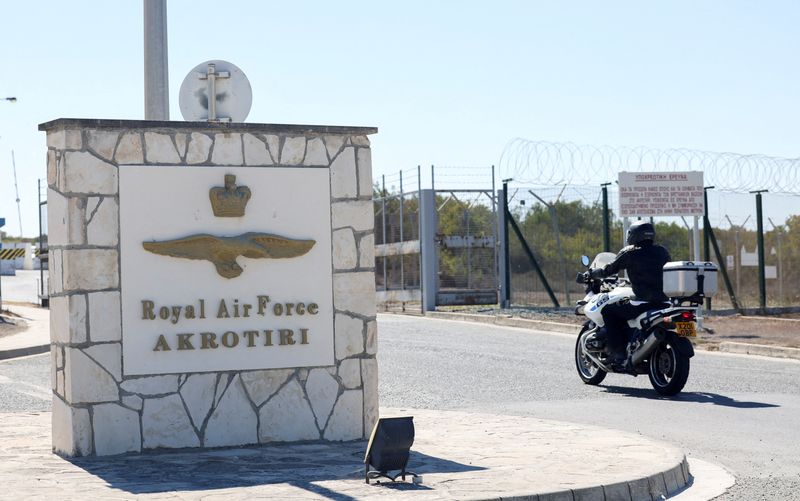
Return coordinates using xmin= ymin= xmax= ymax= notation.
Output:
xmin=675 ymin=321 xmax=696 ymax=337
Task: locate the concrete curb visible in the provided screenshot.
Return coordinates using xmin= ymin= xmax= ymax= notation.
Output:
xmin=500 ymin=456 xmax=691 ymax=501
xmin=719 ymin=341 xmax=800 ymax=361
xmin=0 ymin=344 xmax=50 ymax=361
xmin=425 ymin=311 xmax=577 ymax=334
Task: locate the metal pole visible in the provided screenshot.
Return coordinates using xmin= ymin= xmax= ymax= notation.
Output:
xmin=491 ymin=165 xmax=499 ymax=303
xmin=417 ymin=165 xmax=422 ymax=313
xmin=751 ymin=190 xmax=768 ymax=311
xmin=38 ymin=179 xmax=44 ymax=303
xmin=601 ymin=183 xmax=611 ymax=252
xmin=399 ymin=170 xmax=404 ymax=290
xmin=381 ymin=175 xmax=387 ymax=290
xmin=693 ymin=216 xmax=701 ymax=261
xmin=144 ymin=0 xmax=170 ymax=120
xmin=431 ymin=165 xmax=435 ymax=192
xmin=502 ymin=180 xmax=512 ymax=307
xmin=703 ymin=187 xmax=714 ymax=310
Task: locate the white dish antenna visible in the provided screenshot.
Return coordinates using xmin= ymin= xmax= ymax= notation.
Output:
xmin=179 ymin=60 xmax=252 ymax=122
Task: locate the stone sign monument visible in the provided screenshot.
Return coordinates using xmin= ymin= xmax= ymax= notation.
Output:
xmin=40 ymin=119 xmax=378 ymax=456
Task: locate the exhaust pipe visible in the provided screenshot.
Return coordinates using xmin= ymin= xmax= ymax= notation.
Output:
xmin=630 ymin=329 xmax=666 ymax=366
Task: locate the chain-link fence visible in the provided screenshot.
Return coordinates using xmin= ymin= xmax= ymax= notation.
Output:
xmin=505 ymin=184 xmax=800 ymax=310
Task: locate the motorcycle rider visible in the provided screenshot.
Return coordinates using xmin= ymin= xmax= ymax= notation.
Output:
xmin=588 ymin=220 xmax=671 ymax=367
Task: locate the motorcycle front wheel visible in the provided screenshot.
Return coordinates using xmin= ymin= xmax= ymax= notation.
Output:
xmin=648 ymin=340 xmax=690 ymax=396
xmin=575 ymin=325 xmax=607 ymax=385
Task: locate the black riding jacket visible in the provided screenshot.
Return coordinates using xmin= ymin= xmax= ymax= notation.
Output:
xmin=594 ymin=242 xmax=671 ymax=302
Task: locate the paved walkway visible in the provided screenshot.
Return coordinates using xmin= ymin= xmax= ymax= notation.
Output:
xmin=0 ymin=304 xmax=49 ymax=360
xmin=0 ymin=408 xmax=689 ymax=501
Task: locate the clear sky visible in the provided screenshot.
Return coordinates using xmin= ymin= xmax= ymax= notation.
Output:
xmin=2 ymin=1 xmax=800 ymax=237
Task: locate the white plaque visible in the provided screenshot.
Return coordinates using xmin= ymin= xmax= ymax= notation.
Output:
xmin=119 ymin=166 xmax=333 ymax=375
xmin=619 ymin=171 xmax=704 ymax=217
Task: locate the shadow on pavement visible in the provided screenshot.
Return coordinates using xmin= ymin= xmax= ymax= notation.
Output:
xmin=68 ymin=443 xmax=481 ymax=498
xmin=600 ymin=385 xmax=780 ymax=408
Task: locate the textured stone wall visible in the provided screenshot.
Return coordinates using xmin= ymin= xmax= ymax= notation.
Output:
xmin=43 ymin=120 xmax=378 ymax=457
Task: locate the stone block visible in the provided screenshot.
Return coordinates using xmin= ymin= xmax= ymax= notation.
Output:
xmin=281 ymin=137 xmax=306 ymax=165
xmin=331 ymin=200 xmax=373 ymax=231
xmin=240 ymin=369 xmax=294 ymax=407
xmin=602 ymin=482 xmax=632 ymax=501
xmin=324 ymin=135 xmax=346 ymax=159
xmin=263 ymin=134 xmax=280 ymax=162
xmin=258 ymin=378 xmax=319 ymax=442
xmin=66 ymin=130 xmax=83 ymax=150
xmin=175 ymin=133 xmax=188 ymax=159
xmin=306 ymin=369 xmax=339 ymax=429
xmin=358 ymin=233 xmax=375 ymax=269
xmin=86 ymin=197 xmax=119 ymax=246
xmin=64 ymin=348 xmax=119 ymax=404
xmin=122 ymin=394 xmax=143 ymax=411
xmin=324 ymin=390 xmax=363 ymax=441
xmin=88 ymin=131 xmax=118 ymax=161
xmin=142 ymin=394 xmax=200 ymax=449
xmin=365 ymin=319 xmax=377 ymax=355
xmin=648 ymin=473 xmax=668 ymax=499
xmin=338 ymin=358 xmax=361 ymax=389
xmin=115 ymin=133 xmax=143 ymax=164
xmin=356 ymin=148 xmax=373 ymax=198
xmin=46 ymin=189 xmax=68 ymax=246
xmin=573 ymin=486 xmax=606 ymax=501
xmin=57 ymin=370 xmax=64 ymax=396
xmin=121 ymin=375 xmax=179 ymax=396
xmin=664 ymin=466 xmax=681 ymax=494
xmin=63 ymin=151 xmax=117 ymax=195
xmin=47 ymin=150 xmax=57 ymax=186
xmin=67 ymin=197 xmax=87 ymax=244
xmin=62 ymin=249 xmax=119 ymax=291
xmin=83 ymin=343 xmax=122 ymax=381
xmin=179 ymin=373 xmax=217 ymax=429
xmin=52 ymin=397 xmax=92 ymax=457
xmin=304 ymin=138 xmax=329 ymax=166
xmin=628 ymin=477 xmax=651 ymax=501
xmin=47 ymin=130 xmax=66 ymax=150
xmin=243 ymin=133 xmax=273 ymax=165
xmin=93 ymin=403 xmax=141 ymax=456
xmin=351 ymin=135 xmax=370 ymax=147
xmin=144 ymin=132 xmax=180 ymax=164
xmin=50 ymin=294 xmax=87 ymax=344
xmin=204 ymin=376 xmax=258 ymax=448
xmin=49 ymin=250 xmax=63 ymax=295
xmin=187 ymin=133 xmax=212 ymax=164
xmin=330 ymin=147 xmax=357 ymax=199
xmin=333 ymin=272 xmax=377 ymax=316
xmin=362 ymin=357 xmax=378 ymax=435
xmin=332 ymin=228 xmax=357 ymax=270
xmin=50 ymin=347 xmax=57 ymax=390
xmin=211 ymin=133 xmax=243 ymax=165
xmin=334 ymin=314 xmax=364 ymax=360
xmin=88 ymin=291 xmax=121 ymax=342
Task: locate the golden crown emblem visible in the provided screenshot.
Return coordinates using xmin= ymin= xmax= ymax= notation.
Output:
xmin=209 ymin=174 xmax=251 ymax=217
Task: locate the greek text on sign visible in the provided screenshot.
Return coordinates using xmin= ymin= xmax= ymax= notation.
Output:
xmin=618 ymin=171 xmax=704 ymax=217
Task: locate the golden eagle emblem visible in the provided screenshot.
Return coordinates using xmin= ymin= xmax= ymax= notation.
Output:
xmin=142 ymin=232 xmax=315 ymax=279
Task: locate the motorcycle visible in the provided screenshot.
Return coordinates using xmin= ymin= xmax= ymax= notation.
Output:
xmin=573 ymin=252 xmax=714 ymax=396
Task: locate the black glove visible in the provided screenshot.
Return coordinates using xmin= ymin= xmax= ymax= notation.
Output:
xmin=576 ymin=271 xmax=589 ymax=283
xmin=590 ymin=268 xmax=605 ymax=279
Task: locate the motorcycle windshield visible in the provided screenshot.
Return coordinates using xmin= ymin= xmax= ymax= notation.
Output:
xmin=591 ymin=252 xmax=617 ymax=270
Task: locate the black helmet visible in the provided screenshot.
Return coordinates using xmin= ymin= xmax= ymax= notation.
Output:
xmin=627 ymin=220 xmax=655 ymax=245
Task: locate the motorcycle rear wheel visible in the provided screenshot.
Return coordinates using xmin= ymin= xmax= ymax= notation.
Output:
xmin=575 ymin=325 xmax=607 ymax=385
xmin=648 ymin=340 xmax=690 ymax=396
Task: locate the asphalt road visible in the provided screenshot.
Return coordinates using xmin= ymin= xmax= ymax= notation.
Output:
xmin=377 ymin=315 xmax=800 ymax=501
xmin=2 ymin=314 xmax=799 ymax=499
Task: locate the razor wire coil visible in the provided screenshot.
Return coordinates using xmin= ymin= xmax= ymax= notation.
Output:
xmin=500 ymin=139 xmax=800 ymax=195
